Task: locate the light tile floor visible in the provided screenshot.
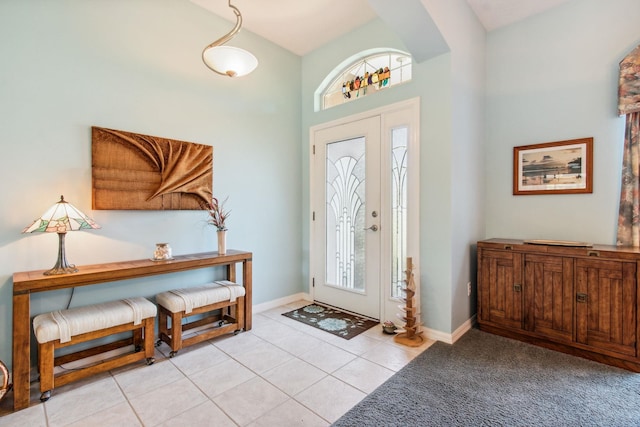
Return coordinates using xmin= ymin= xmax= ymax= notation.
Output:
xmin=0 ymin=300 xmax=434 ymax=426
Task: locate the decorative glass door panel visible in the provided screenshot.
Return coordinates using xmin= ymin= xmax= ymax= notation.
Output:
xmin=326 ymin=137 xmax=366 ymax=292
xmin=391 ymin=127 xmax=408 ymax=300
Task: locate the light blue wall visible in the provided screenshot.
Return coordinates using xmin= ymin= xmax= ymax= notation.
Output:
xmin=301 ymin=0 xmax=486 ymax=334
xmin=485 ymin=0 xmax=640 ymax=244
xmin=422 ymin=0 xmax=486 ymax=331
xmin=0 ymin=0 xmax=302 ymax=369
xmin=301 ymin=18 xmax=453 ymax=334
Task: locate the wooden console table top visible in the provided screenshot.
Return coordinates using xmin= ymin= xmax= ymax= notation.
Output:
xmin=13 ymin=250 xmax=252 ymax=294
xmin=12 ymin=250 xmax=252 ymax=411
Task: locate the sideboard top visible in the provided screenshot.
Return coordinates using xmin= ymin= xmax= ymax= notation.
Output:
xmin=478 ymin=238 xmax=640 ymax=257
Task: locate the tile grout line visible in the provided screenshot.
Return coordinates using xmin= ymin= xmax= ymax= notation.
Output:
xmin=109 ymin=370 xmax=148 ymax=427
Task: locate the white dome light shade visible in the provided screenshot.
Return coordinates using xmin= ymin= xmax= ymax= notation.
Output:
xmin=202 ymin=45 xmax=258 ymax=78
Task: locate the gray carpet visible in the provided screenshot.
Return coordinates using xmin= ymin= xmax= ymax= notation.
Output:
xmin=333 ymin=329 xmax=640 ymax=426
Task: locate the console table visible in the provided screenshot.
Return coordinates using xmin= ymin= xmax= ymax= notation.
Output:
xmin=12 ymin=250 xmax=252 ymax=411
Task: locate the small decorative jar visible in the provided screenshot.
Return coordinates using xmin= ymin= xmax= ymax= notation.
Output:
xmin=382 ymin=320 xmax=397 ymax=334
xmin=154 ymin=243 xmax=172 ymax=260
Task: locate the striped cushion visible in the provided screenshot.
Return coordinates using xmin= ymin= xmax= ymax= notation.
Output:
xmin=156 ymin=281 xmax=245 ymax=314
xmin=33 ymin=297 xmax=157 ymax=344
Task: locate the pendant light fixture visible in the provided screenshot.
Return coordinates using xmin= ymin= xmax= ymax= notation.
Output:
xmin=202 ymin=0 xmax=258 ymax=78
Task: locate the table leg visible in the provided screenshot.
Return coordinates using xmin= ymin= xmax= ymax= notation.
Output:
xmin=12 ymin=293 xmax=30 ymax=410
xmin=243 ymin=258 xmax=252 ymax=330
xmin=226 ymin=263 xmax=236 ymax=283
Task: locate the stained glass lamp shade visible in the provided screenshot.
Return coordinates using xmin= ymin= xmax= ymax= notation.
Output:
xmin=23 ymin=195 xmax=101 ymax=275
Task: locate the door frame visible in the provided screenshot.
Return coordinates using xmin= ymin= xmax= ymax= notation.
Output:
xmin=309 ymin=97 xmax=421 ymax=322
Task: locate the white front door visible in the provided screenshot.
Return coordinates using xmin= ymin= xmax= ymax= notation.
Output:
xmin=310 ymin=98 xmax=420 ymax=323
xmin=312 ymin=116 xmax=382 ymax=319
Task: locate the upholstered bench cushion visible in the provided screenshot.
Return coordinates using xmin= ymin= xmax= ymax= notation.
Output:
xmin=156 ymin=281 xmax=245 ymax=314
xmin=33 ymin=297 xmax=157 ymax=344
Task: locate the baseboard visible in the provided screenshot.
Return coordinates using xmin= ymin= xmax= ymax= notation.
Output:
xmin=451 ymin=314 xmax=477 ymax=343
xmin=252 ymin=292 xmax=477 ymax=345
xmin=252 ymin=292 xmax=311 ymax=314
xmin=422 ymin=314 xmax=477 ymax=344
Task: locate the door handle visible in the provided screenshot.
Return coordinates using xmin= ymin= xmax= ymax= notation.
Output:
xmin=364 ymin=225 xmax=379 ymax=231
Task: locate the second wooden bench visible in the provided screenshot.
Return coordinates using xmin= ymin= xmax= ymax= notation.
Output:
xmin=155 ymin=280 xmax=246 ymax=357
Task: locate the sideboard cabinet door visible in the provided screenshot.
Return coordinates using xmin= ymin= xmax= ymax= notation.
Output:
xmin=575 ymin=258 xmax=637 ymax=358
xmin=524 ymin=254 xmax=574 ymax=344
xmin=478 ymin=249 xmax=523 ymax=330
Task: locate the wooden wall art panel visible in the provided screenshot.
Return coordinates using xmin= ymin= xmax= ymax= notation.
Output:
xmin=92 ymin=127 xmax=212 ymax=210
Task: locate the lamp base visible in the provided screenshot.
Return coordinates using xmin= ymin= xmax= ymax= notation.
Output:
xmin=43 ymin=265 xmax=79 ymax=276
xmin=42 ymin=232 xmax=78 ymax=275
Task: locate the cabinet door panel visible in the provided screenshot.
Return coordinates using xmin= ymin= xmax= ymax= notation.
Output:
xmin=575 ymin=259 xmax=636 ymax=357
xmin=525 ymin=254 xmax=573 ymax=343
xmin=479 ymin=249 xmax=523 ymax=329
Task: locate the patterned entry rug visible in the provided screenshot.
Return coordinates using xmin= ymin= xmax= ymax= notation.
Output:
xmin=281 ymin=303 xmax=378 ymax=340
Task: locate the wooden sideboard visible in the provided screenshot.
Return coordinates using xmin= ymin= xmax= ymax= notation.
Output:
xmin=477 ymin=238 xmax=640 ymax=372
xmin=12 ymin=250 xmax=252 ymax=411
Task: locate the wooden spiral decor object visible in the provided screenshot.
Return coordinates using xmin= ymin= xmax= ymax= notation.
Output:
xmin=0 ymin=359 xmax=11 ymax=403
xmin=394 ymin=257 xmax=425 ymax=347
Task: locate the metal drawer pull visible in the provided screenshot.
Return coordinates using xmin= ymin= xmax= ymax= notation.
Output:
xmin=504 ymin=245 xmax=513 ymax=250
xmin=513 ymin=284 xmax=522 ymax=292
xmin=576 ymin=293 xmax=588 ymax=303
xmin=587 ymin=250 xmax=600 ymax=257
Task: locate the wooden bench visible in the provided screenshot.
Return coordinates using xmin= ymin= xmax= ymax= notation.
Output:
xmin=32 ymin=297 xmax=156 ymax=402
xmin=155 ymin=281 xmax=245 ymax=357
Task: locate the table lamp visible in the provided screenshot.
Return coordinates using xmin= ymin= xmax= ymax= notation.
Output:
xmin=23 ymin=195 xmax=101 ymax=275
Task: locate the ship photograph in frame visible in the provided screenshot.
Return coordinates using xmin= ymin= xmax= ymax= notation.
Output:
xmin=513 ymin=137 xmax=593 ymax=195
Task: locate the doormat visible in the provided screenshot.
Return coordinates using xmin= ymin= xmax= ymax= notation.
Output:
xmin=282 ymin=304 xmax=379 ymax=340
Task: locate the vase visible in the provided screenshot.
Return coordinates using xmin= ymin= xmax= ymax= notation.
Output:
xmin=217 ymin=230 xmax=227 ymax=255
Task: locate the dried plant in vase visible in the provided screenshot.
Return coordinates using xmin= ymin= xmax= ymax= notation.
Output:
xmin=206 ymin=196 xmax=231 ymax=231
xmin=205 ymin=196 xmax=231 ymax=255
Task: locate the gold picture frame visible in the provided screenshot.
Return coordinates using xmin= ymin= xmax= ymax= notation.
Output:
xmin=513 ymin=137 xmax=593 ymax=195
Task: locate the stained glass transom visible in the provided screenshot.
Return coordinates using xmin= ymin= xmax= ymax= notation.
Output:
xmin=321 ymin=51 xmax=412 ymax=110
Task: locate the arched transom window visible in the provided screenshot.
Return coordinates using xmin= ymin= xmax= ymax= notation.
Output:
xmin=316 ymin=49 xmax=412 ymax=111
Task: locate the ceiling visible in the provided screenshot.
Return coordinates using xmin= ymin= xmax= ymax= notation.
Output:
xmin=191 ymin=0 xmax=572 ymax=56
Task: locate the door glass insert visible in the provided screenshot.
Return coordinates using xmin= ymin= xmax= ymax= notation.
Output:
xmin=391 ymin=127 xmax=408 ymax=299
xmin=326 ymin=137 xmax=366 ymax=291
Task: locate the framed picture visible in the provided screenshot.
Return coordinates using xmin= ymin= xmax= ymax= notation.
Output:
xmin=513 ymin=137 xmax=593 ymax=195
